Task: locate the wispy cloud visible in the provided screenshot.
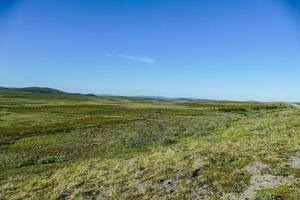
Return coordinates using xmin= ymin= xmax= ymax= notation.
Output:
xmin=106 ymin=54 xmax=155 ymax=64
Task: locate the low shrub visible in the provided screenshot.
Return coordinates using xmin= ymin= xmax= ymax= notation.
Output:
xmin=223 ymin=171 xmax=251 ymax=193
xmin=254 ymin=192 xmax=283 ymax=200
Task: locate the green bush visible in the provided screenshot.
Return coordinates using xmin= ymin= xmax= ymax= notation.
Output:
xmin=208 ymin=152 xmax=239 ymax=167
xmin=253 ymin=192 xmax=283 ymax=200
xmin=0 ymin=153 xmax=67 ymax=169
xmin=38 ymin=155 xmax=67 ymax=164
xmin=122 ymin=131 xmax=154 ymax=148
xmin=224 ymin=171 xmax=251 ymax=193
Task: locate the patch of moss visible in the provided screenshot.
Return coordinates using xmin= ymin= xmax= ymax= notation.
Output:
xmin=254 ymin=185 xmax=298 ymax=200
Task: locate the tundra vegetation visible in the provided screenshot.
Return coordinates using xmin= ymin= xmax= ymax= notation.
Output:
xmin=0 ymin=89 xmax=299 ymax=199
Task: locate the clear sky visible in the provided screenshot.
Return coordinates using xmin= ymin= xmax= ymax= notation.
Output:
xmin=1 ymin=0 xmax=300 ymax=101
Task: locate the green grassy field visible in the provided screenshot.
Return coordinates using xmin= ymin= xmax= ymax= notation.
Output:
xmin=0 ymin=89 xmax=300 ymax=199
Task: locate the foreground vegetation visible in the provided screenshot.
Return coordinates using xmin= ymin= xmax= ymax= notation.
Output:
xmin=0 ymin=89 xmax=300 ymax=199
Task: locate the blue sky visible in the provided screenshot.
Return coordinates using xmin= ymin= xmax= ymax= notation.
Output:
xmin=1 ymin=0 xmax=300 ymax=101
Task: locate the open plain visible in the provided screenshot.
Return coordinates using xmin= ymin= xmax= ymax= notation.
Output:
xmin=0 ymin=88 xmax=299 ymax=199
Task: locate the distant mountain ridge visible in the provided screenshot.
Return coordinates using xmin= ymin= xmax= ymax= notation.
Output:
xmin=0 ymin=86 xmax=209 ymax=102
xmin=0 ymin=87 xmax=96 ymax=96
xmin=0 ymin=87 xmax=67 ymax=95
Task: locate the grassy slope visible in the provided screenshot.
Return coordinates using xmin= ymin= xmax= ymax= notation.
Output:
xmin=0 ymin=91 xmax=299 ymax=199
